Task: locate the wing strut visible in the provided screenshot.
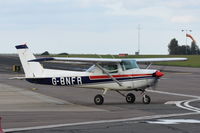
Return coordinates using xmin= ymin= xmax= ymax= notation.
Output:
xmin=145 ymin=62 xmax=152 ymax=69
xmin=95 ymin=63 xmax=122 ymax=86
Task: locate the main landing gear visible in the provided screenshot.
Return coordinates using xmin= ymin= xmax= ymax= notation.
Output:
xmin=94 ymin=94 xmax=104 ymax=105
xmin=94 ymin=88 xmax=108 ymax=105
xmin=94 ymin=89 xmax=151 ymax=105
xmin=126 ymin=93 xmax=136 ymax=104
xmin=115 ymin=91 xmax=136 ymax=104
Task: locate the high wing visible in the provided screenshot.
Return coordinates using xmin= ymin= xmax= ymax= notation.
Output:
xmin=28 ymin=57 xmax=188 ymax=63
xmin=29 ymin=57 xmax=122 ymax=63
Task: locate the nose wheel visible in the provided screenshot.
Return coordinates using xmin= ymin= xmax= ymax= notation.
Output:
xmin=142 ymin=95 xmax=151 ymax=104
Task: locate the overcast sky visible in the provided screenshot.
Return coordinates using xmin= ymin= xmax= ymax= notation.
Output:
xmin=0 ymin=0 xmax=200 ymax=54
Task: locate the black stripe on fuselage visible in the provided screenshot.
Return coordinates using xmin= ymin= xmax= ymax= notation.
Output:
xmin=26 ymin=76 xmax=154 ymax=86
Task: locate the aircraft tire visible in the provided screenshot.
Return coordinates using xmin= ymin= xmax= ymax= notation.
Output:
xmin=94 ymin=94 xmax=104 ymax=105
xmin=142 ymin=95 xmax=151 ymax=104
xmin=126 ymin=93 xmax=136 ymax=104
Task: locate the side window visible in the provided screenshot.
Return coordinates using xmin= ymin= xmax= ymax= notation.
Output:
xmin=101 ymin=64 xmax=118 ymax=73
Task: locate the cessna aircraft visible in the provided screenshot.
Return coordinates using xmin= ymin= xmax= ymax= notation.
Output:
xmin=14 ymin=44 xmax=187 ymax=105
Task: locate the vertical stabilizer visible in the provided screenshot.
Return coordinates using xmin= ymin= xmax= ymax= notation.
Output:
xmin=15 ymin=44 xmax=44 ymax=77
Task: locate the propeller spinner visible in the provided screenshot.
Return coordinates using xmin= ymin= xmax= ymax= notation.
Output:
xmin=151 ymin=71 xmax=164 ymax=90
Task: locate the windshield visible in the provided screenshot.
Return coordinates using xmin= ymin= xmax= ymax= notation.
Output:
xmin=121 ymin=60 xmax=139 ymax=70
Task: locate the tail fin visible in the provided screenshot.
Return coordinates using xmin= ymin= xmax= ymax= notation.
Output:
xmin=15 ymin=44 xmax=44 ymax=77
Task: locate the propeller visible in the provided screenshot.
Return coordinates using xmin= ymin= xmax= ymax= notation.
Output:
xmin=151 ymin=71 xmax=164 ymax=90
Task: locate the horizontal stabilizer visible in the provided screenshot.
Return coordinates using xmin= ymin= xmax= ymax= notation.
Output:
xmin=9 ymin=77 xmax=26 ymax=80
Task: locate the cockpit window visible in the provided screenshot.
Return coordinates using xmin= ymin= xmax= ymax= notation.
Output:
xmin=101 ymin=64 xmax=118 ymax=73
xmin=121 ymin=60 xmax=139 ymax=70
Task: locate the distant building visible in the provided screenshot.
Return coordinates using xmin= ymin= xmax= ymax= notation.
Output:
xmin=119 ymin=53 xmax=128 ymax=57
xmin=135 ymin=52 xmax=139 ymax=55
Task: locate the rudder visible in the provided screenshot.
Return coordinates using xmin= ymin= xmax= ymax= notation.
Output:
xmin=15 ymin=44 xmax=44 ymax=77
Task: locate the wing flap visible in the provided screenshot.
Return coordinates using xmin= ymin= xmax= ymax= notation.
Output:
xmin=135 ymin=58 xmax=188 ymax=62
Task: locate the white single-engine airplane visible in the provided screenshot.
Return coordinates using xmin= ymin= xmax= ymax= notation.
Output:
xmin=14 ymin=44 xmax=187 ymax=105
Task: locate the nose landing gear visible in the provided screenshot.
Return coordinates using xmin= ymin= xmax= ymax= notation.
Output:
xmin=142 ymin=95 xmax=151 ymax=104
xmin=141 ymin=90 xmax=151 ymax=104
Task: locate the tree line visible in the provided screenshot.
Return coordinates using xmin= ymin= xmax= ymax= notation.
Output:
xmin=168 ymin=38 xmax=200 ymax=55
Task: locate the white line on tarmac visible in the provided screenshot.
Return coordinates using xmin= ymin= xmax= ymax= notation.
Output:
xmin=149 ymin=90 xmax=200 ymax=112
xmin=175 ymin=100 xmax=200 ymax=112
xmin=147 ymin=90 xmax=200 ymax=98
xmin=4 ymin=112 xmax=200 ymax=133
xmin=181 ymin=99 xmax=200 ymax=112
xmin=4 ymin=90 xmax=200 ymax=133
xmin=184 ymin=99 xmax=200 ymax=111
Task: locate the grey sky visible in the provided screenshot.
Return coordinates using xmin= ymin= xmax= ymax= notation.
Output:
xmin=0 ymin=0 xmax=200 ymax=54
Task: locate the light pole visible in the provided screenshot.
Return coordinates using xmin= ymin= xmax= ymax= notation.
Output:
xmin=181 ymin=29 xmax=192 ymax=54
xmin=136 ymin=24 xmax=141 ymax=55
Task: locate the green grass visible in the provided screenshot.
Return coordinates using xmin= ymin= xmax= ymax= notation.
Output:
xmin=50 ymin=54 xmax=200 ymax=68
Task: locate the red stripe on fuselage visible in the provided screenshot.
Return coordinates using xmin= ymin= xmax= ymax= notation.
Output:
xmin=89 ymin=74 xmax=152 ymax=80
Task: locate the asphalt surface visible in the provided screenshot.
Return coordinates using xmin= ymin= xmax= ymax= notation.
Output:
xmin=0 ymin=54 xmax=200 ymax=133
